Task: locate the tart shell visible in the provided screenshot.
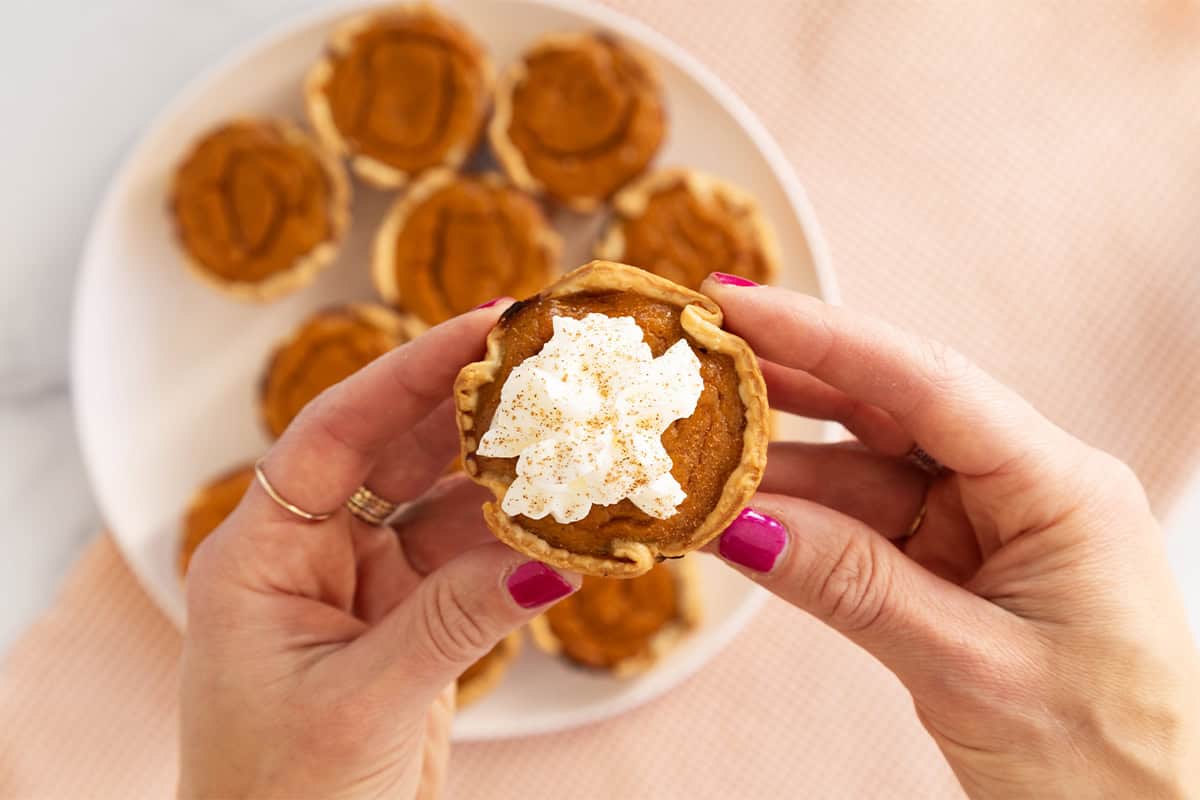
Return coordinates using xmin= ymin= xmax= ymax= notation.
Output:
xmin=169 ymin=117 xmax=351 ymax=303
xmin=371 ymin=168 xmax=561 ymax=322
xmin=454 ymin=260 xmax=769 ymax=577
xmin=304 ymin=5 xmax=494 ymax=190
xmin=595 ymin=167 xmax=781 ymax=287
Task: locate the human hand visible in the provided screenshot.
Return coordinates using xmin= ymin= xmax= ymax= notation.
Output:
xmin=178 ymin=303 xmax=580 ymax=800
xmin=701 ymin=274 xmax=1200 ymax=798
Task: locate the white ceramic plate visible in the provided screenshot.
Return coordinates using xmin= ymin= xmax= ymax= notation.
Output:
xmin=71 ymin=0 xmax=837 ymax=741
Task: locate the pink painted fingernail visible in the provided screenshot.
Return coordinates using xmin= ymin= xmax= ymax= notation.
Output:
xmin=473 ymin=296 xmax=510 ymax=310
xmin=709 ymin=272 xmax=759 ymax=287
xmin=719 ymin=508 xmax=788 ymax=573
xmin=506 ymin=562 xmax=574 ymax=608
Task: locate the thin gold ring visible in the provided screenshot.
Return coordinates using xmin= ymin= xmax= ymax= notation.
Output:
xmin=254 ymin=459 xmax=336 ymax=522
xmin=346 ymin=485 xmax=399 ymax=526
xmin=905 ymin=501 xmax=928 ymax=538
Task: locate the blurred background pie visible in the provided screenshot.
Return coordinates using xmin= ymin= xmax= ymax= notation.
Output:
xmin=259 ymin=304 xmax=425 ymax=439
xmin=169 ymin=118 xmax=350 ymax=301
xmin=530 ymin=560 xmax=700 ymax=676
xmin=372 ymin=169 xmax=560 ymax=324
xmin=596 ymin=168 xmax=780 ymax=289
xmin=490 ymin=32 xmax=665 ymax=211
xmin=306 ymin=5 xmax=493 ymax=188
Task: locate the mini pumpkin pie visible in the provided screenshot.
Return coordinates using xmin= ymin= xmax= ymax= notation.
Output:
xmin=455 ymin=260 xmax=768 ymax=577
xmin=596 ymin=169 xmax=781 ymax=289
xmin=372 ymin=169 xmax=561 ymax=325
xmin=456 ymin=631 xmax=522 ymax=708
xmin=530 ymin=559 xmax=700 ymax=676
xmin=490 ymin=33 xmax=666 ymax=212
xmin=178 ymin=462 xmax=256 ymax=577
xmin=169 ymin=118 xmax=350 ymax=302
xmin=305 ymin=5 xmax=493 ymax=189
xmin=261 ymin=304 xmax=426 ymax=439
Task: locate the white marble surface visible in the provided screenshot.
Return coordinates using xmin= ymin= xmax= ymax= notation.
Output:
xmin=1 ymin=0 xmax=1197 ymax=654
xmin=0 ymin=0 xmax=338 ymax=652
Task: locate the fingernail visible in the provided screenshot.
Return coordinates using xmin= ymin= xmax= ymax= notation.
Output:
xmin=719 ymin=508 xmax=788 ymax=573
xmin=506 ymin=562 xmax=574 ymax=608
xmin=709 ymin=272 xmax=759 ymax=287
xmin=473 ymin=296 xmax=509 ymax=310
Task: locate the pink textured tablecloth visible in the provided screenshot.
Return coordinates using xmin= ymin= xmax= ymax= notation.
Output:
xmin=4 ymin=2 xmax=1199 ymax=798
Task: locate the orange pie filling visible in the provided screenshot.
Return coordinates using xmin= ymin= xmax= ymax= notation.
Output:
xmin=374 ymin=172 xmax=560 ymax=324
xmin=179 ymin=464 xmax=256 ymax=576
xmin=600 ymin=172 xmax=778 ymax=289
xmin=467 ymin=291 xmax=744 ymax=559
xmin=312 ymin=8 xmax=490 ymax=182
xmin=543 ymin=563 xmax=681 ymax=669
xmin=170 ymin=120 xmax=346 ymax=293
xmin=493 ymin=34 xmax=665 ymax=209
xmin=261 ymin=306 xmax=418 ymax=438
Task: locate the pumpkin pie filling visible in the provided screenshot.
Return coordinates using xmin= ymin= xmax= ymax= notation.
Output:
xmin=179 ymin=464 xmax=256 ymax=576
xmin=261 ymin=306 xmax=421 ymax=438
xmin=467 ymin=290 xmax=745 ymax=559
xmin=170 ymin=120 xmax=347 ymax=297
xmin=492 ymin=33 xmax=666 ymax=209
xmin=598 ymin=171 xmax=780 ymax=289
xmin=373 ymin=171 xmax=560 ymax=325
xmin=309 ymin=8 xmax=490 ymax=185
xmin=544 ymin=563 xmax=680 ymax=668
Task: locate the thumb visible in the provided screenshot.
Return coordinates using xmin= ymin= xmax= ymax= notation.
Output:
xmin=710 ymin=493 xmax=1032 ymax=701
xmin=344 ymin=542 xmax=580 ymax=701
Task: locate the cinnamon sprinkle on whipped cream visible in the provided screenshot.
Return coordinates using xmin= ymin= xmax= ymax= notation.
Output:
xmin=477 ymin=313 xmax=703 ymax=523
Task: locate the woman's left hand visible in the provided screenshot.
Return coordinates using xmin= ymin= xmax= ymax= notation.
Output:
xmin=178 ymin=303 xmax=579 ymax=800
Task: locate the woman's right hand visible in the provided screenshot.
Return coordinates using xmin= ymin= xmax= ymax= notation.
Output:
xmin=702 ymin=274 xmax=1200 ymax=798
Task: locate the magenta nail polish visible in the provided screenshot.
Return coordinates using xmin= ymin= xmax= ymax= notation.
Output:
xmin=506 ymin=562 xmax=574 ymax=608
xmin=709 ymin=272 xmax=759 ymax=287
xmin=719 ymin=508 xmax=787 ymax=573
xmin=472 ymin=296 xmax=509 ymax=310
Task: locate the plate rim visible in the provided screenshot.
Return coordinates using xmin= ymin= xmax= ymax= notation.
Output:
xmin=69 ymin=0 xmax=841 ymax=741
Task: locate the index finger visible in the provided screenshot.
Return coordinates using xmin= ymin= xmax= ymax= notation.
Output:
xmin=701 ymin=277 xmax=1070 ymax=477
xmin=257 ymin=301 xmax=512 ymax=517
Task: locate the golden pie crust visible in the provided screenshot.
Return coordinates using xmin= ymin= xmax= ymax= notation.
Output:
xmin=169 ymin=118 xmax=350 ymax=302
xmin=455 ymin=260 xmax=768 ymax=577
xmin=305 ymin=4 xmax=493 ymax=189
xmin=372 ymin=169 xmax=561 ymax=325
xmin=596 ymin=168 xmax=781 ymax=289
xmin=259 ymin=304 xmax=426 ymax=439
xmin=456 ymin=631 xmax=522 ymax=708
xmin=529 ymin=558 xmax=700 ymax=676
xmin=178 ymin=462 xmax=257 ymax=577
xmin=489 ymin=32 xmax=666 ymax=212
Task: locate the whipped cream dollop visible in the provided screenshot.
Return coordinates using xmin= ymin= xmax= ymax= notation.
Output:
xmin=477 ymin=313 xmax=704 ymax=524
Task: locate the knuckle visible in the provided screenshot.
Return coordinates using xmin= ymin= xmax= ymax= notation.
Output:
xmin=1099 ymin=451 xmax=1146 ymax=497
xmin=1082 ymin=449 xmax=1151 ymax=515
xmin=420 ymin=579 xmax=491 ymax=666
xmin=919 ymin=338 xmax=975 ymax=391
xmin=815 ymin=538 xmax=892 ymax=633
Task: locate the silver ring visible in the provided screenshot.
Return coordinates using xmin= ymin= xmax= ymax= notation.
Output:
xmin=906 ymin=445 xmax=943 ymax=475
